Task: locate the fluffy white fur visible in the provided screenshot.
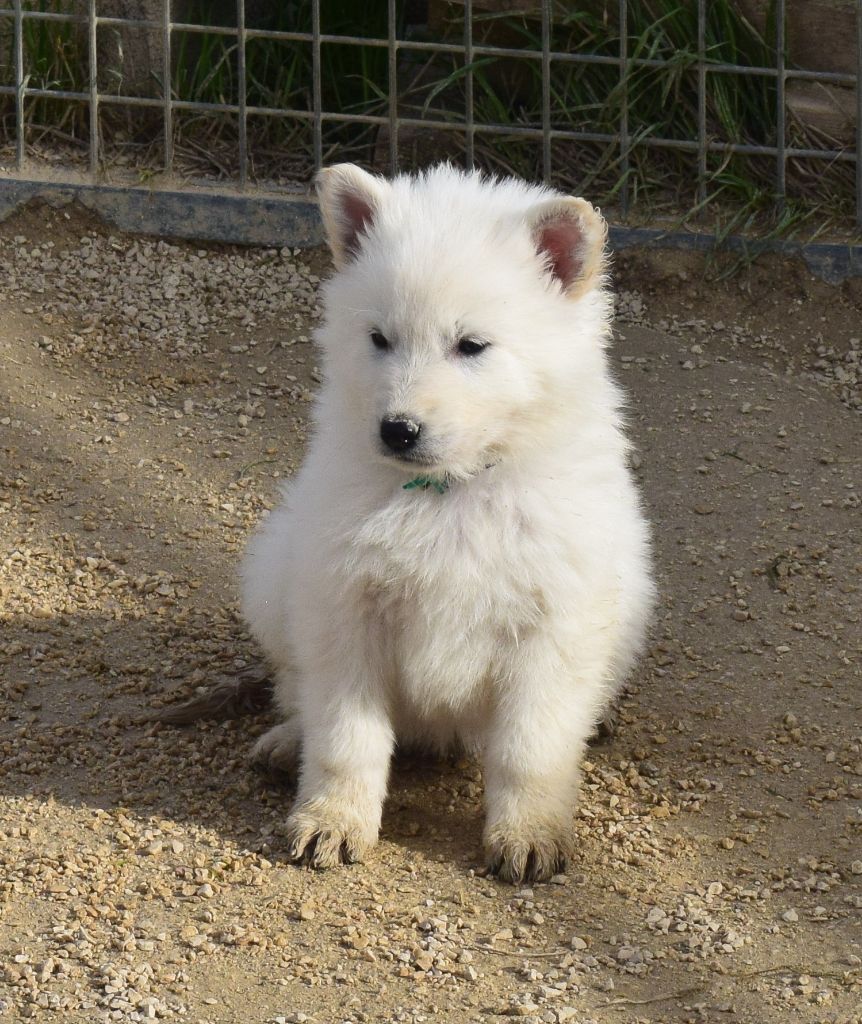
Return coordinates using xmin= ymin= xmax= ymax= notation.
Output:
xmin=242 ymin=163 xmax=655 ymax=883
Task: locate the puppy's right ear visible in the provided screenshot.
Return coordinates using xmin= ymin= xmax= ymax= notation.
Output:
xmin=316 ymin=163 xmax=388 ymax=268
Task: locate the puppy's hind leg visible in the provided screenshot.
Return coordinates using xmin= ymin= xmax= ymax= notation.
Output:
xmin=251 ymin=718 xmax=301 ymax=776
xmin=250 ymin=666 xmax=303 ymax=778
xmin=590 ymin=689 xmax=623 ymax=745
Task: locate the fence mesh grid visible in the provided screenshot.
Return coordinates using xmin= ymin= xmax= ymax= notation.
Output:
xmin=0 ymin=0 xmax=860 ymax=229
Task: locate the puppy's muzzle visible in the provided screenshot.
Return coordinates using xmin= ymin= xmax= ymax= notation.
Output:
xmin=380 ymin=416 xmax=421 ymax=453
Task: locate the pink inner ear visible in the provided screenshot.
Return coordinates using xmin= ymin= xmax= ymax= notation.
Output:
xmin=341 ymin=192 xmax=376 ymax=256
xmin=536 ymin=218 xmax=584 ymax=288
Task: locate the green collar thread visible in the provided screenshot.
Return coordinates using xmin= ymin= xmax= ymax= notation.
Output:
xmin=403 ymin=475 xmax=449 ymax=494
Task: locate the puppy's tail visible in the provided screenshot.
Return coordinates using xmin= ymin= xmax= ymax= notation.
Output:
xmin=152 ymin=666 xmax=274 ymax=725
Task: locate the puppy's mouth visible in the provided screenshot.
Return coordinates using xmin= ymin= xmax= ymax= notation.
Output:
xmin=378 ymin=445 xmax=437 ymax=467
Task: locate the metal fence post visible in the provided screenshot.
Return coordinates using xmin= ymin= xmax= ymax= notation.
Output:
xmin=237 ymin=0 xmax=247 ymax=186
xmin=775 ymin=0 xmax=786 ymax=213
xmin=464 ymin=0 xmax=474 ymax=172
xmin=619 ymin=0 xmax=629 ymax=216
xmin=851 ymin=0 xmax=855 ymax=228
xmin=162 ymin=0 xmax=173 ymax=174
xmin=311 ymin=0 xmax=322 ymax=172
xmin=540 ymin=0 xmax=551 ymax=184
xmin=13 ymin=0 xmax=24 ymax=169
xmin=88 ymin=0 xmax=99 ymax=177
xmin=696 ymin=0 xmax=707 ymax=212
xmin=387 ymin=0 xmax=398 ymax=175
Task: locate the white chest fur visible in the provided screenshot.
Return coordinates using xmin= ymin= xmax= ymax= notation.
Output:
xmin=341 ymin=478 xmax=554 ymax=714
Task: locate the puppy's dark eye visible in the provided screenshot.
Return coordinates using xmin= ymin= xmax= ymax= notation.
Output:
xmin=371 ymin=330 xmax=390 ymax=351
xmin=457 ymin=337 xmax=488 ymax=357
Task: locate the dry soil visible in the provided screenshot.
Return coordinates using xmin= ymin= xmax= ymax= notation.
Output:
xmin=0 ymin=203 xmax=860 ymax=1024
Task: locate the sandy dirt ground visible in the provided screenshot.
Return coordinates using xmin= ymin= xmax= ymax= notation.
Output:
xmin=0 ymin=203 xmax=860 ymax=1024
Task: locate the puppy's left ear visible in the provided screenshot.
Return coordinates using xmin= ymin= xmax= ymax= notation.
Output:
xmin=316 ymin=163 xmax=389 ymax=268
xmin=527 ymin=197 xmax=607 ymax=299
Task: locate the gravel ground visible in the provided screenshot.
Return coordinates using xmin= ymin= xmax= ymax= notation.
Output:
xmin=0 ymin=203 xmax=860 ymax=1024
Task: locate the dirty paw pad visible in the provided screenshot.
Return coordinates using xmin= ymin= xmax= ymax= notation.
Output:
xmin=485 ymin=832 xmax=571 ymax=884
xmin=285 ymin=810 xmax=372 ymax=869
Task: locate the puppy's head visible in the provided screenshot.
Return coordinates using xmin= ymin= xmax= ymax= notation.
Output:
xmin=315 ymin=163 xmax=610 ymax=480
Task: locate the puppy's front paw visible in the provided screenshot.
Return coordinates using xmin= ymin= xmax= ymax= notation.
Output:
xmin=285 ymin=803 xmax=377 ymax=869
xmin=484 ymin=821 xmax=573 ymax=884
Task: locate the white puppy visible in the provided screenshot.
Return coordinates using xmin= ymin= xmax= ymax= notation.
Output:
xmin=242 ymin=164 xmax=654 ymax=883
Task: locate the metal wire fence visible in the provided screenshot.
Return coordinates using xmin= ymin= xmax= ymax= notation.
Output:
xmin=0 ymin=1 xmax=860 ymax=245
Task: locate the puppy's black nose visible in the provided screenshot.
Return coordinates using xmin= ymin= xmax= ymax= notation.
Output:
xmin=380 ymin=417 xmax=421 ymax=452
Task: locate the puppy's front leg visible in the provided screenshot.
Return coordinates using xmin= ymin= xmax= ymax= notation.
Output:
xmin=483 ymin=634 xmax=602 ymax=884
xmin=286 ymin=667 xmax=393 ymax=869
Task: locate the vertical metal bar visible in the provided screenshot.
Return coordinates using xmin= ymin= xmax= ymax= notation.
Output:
xmin=387 ymin=0 xmax=397 ymax=174
xmin=162 ymin=0 xmax=173 ymax=174
xmin=541 ymin=0 xmax=551 ymax=184
xmin=856 ymin=0 xmax=861 ymax=227
xmin=775 ymin=0 xmax=786 ymax=211
xmin=464 ymin=0 xmax=474 ymax=171
xmin=697 ymin=0 xmax=707 ymax=211
xmin=619 ymin=0 xmax=629 ymax=215
xmin=237 ymin=0 xmax=247 ymax=186
xmin=312 ymin=0 xmax=322 ymax=172
xmin=13 ymin=0 xmax=24 ymax=169
xmin=88 ymin=0 xmax=98 ymax=177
